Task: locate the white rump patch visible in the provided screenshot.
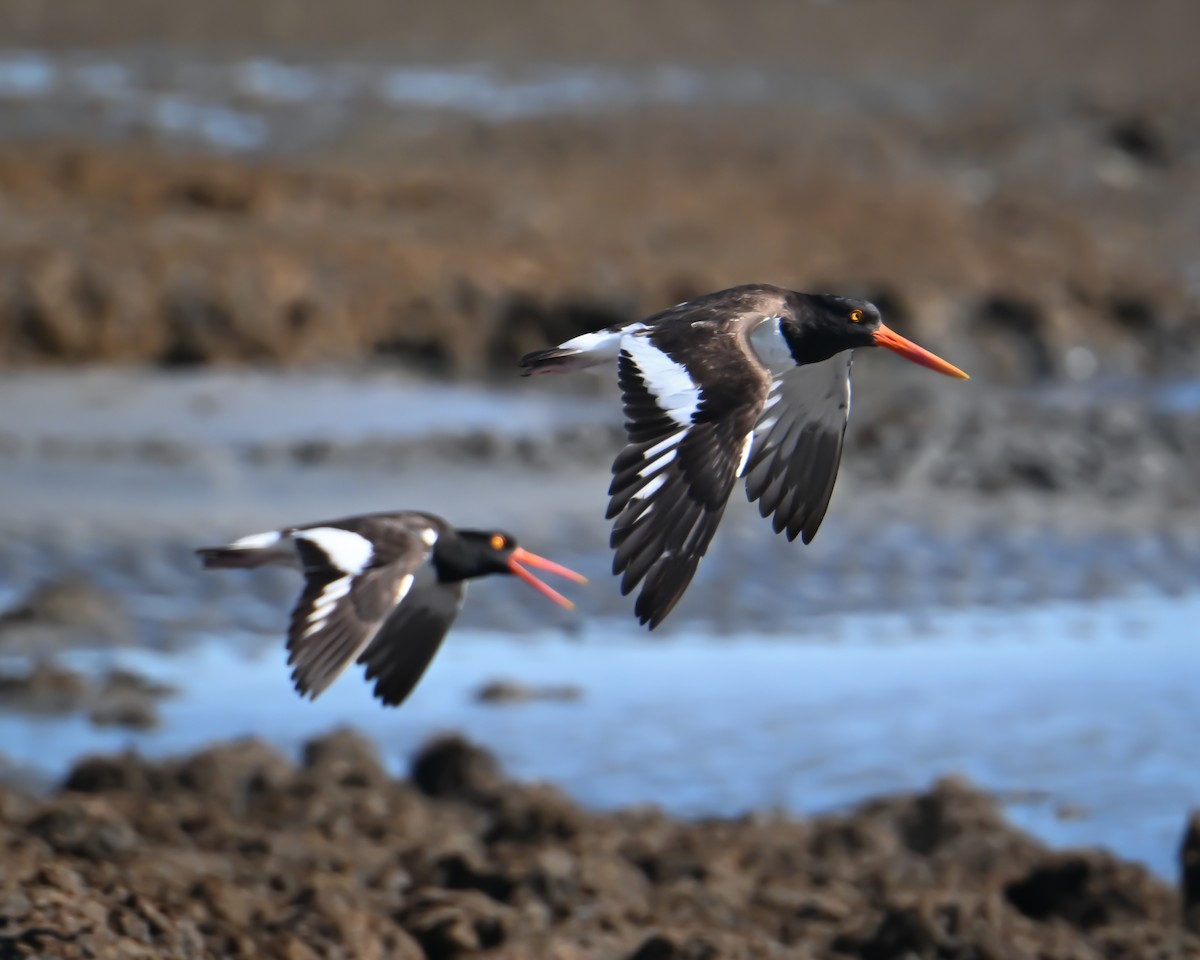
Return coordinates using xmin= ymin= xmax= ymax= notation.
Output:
xmin=622 ymin=334 xmax=701 ymax=428
xmin=230 ymin=530 xmax=283 ymax=549
xmin=559 ymin=322 xmax=646 ymax=360
xmin=296 ymin=527 xmax=375 ymax=574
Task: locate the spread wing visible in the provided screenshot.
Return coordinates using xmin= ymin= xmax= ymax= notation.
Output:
xmin=743 ymin=354 xmax=853 ymax=544
xmin=356 ymin=576 xmax=466 ymax=707
xmin=607 ymin=331 xmax=769 ymax=628
xmin=286 ymin=519 xmax=434 ymax=700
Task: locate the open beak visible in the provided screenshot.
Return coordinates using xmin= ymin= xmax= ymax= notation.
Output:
xmin=873 ymin=325 xmax=969 ymax=380
xmin=508 ymin=547 xmax=589 ymax=610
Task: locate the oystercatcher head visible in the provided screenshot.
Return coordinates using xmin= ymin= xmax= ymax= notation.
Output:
xmin=197 ymin=511 xmax=587 ymax=707
xmin=518 ymin=284 xmax=967 ymax=628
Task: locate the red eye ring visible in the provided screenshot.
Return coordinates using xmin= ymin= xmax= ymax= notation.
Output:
xmin=849 ymin=309 xmax=864 ymax=323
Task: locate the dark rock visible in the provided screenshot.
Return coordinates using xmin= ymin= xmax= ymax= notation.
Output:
xmin=1004 ymin=853 xmax=1174 ymax=929
xmin=397 ymin=889 xmax=511 ymax=958
xmin=474 ymin=679 xmax=583 ymax=705
xmin=629 ymin=933 xmax=678 ymax=960
xmin=410 ymin=735 xmax=503 ymax=804
xmin=0 ymin=575 xmax=132 ymax=655
xmin=0 ymin=662 xmax=88 ymax=714
xmin=302 ymin=728 xmax=387 ymax=787
xmin=1180 ymin=811 xmax=1200 ymax=933
xmin=63 ymin=751 xmax=154 ymax=794
xmin=1106 ymin=116 xmax=1170 ymax=167
xmin=26 ymin=796 xmax=138 ymax=860
xmin=172 ymin=739 xmax=294 ymax=811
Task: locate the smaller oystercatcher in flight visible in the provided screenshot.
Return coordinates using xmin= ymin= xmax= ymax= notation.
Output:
xmin=197 ymin=511 xmax=587 ymax=707
xmin=519 ymin=284 xmax=968 ymax=629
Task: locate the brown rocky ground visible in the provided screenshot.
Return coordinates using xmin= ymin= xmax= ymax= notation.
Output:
xmin=0 ymin=0 xmax=1196 ymax=380
xmin=0 ymin=123 xmax=1190 ymax=382
xmin=1 ymin=731 xmax=1198 ymax=960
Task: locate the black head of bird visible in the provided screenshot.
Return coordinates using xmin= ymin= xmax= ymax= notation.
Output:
xmin=433 ymin=529 xmax=589 ymax=608
xmin=783 ymin=294 xmax=969 ymax=379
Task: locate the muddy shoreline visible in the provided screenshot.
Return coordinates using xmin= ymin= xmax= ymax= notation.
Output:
xmin=2 ymin=731 xmax=1198 ymax=959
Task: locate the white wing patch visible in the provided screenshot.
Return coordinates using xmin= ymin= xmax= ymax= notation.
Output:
xmin=621 ymin=333 xmax=701 ymax=428
xmin=295 ymin=527 xmax=375 ymax=575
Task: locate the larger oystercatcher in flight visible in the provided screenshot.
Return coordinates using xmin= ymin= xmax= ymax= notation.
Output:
xmin=519 ymin=284 xmax=968 ymax=628
xmin=198 ymin=511 xmax=586 ymax=707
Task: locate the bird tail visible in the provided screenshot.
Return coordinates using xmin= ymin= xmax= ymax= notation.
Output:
xmin=196 ymin=538 xmax=295 ymax=570
xmin=517 ymin=346 xmax=594 ymax=376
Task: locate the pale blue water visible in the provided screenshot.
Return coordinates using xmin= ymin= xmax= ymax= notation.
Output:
xmin=2 ymin=594 xmax=1198 ymax=879
xmin=0 ymin=48 xmax=958 ymax=153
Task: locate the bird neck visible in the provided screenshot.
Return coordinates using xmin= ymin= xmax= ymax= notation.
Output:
xmin=430 ymin=535 xmax=498 ymax=583
xmin=779 ymin=318 xmax=851 ymax=366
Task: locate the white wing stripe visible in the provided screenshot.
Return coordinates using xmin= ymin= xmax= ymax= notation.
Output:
xmin=303 ymin=576 xmax=351 ymax=636
xmin=735 ymin=433 xmax=754 ymax=478
xmin=644 ymin=430 xmax=685 ymax=459
xmin=622 ymin=334 xmax=701 ymax=428
xmin=296 ymin=527 xmax=374 ymax=574
xmin=639 ymin=447 xmax=678 ymax=478
xmin=636 ymin=474 xmax=667 ymax=500
xmin=394 ymin=573 xmax=415 ymax=604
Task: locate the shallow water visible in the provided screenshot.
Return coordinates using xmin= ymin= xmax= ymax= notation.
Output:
xmin=0 ymin=47 xmax=968 ymax=153
xmin=1 ymin=369 xmax=1198 ymax=881
xmin=2 ymin=594 xmax=1198 ymax=879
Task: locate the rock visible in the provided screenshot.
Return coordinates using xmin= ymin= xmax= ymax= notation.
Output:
xmin=397 ymin=889 xmax=512 ymax=957
xmin=302 ymin=728 xmax=387 ymax=787
xmin=1181 ymin=811 xmax=1200 ymax=933
xmin=172 ymin=738 xmax=295 ymax=812
xmin=1004 ymin=853 xmax=1176 ymax=929
xmin=26 ymin=796 xmax=138 ymax=861
xmin=0 ymin=575 xmax=133 ymax=655
xmin=474 ymin=679 xmax=583 ymax=705
xmin=410 ymin=735 xmax=503 ymax=804
xmin=0 ymin=662 xmax=89 ymax=714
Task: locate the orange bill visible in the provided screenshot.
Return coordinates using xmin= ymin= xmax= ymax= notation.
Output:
xmin=508 ymin=546 xmax=589 ymax=609
xmin=873 ymin=325 xmax=970 ymax=380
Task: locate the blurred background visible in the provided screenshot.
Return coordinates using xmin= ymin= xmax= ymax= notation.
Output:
xmin=1 ymin=0 xmax=1199 ymax=878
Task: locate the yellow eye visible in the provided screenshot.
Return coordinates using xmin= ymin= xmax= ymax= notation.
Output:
xmin=849 ymin=309 xmax=864 ymax=323
xmin=490 ymin=534 xmax=507 ymax=550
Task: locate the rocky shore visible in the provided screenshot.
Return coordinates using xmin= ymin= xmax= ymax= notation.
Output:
xmin=3 ymin=731 xmax=1199 ymax=960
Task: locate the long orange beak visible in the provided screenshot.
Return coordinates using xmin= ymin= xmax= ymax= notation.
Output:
xmin=508 ymin=546 xmax=589 ymax=610
xmin=873 ymin=325 xmax=969 ymax=380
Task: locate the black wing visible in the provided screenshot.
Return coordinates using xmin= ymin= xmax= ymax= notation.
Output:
xmin=286 ymin=519 xmax=433 ymax=700
xmin=607 ymin=332 xmax=769 ymax=628
xmin=356 ymin=576 xmax=466 ymax=707
xmin=743 ymin=354 xmax=853 ymax=543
